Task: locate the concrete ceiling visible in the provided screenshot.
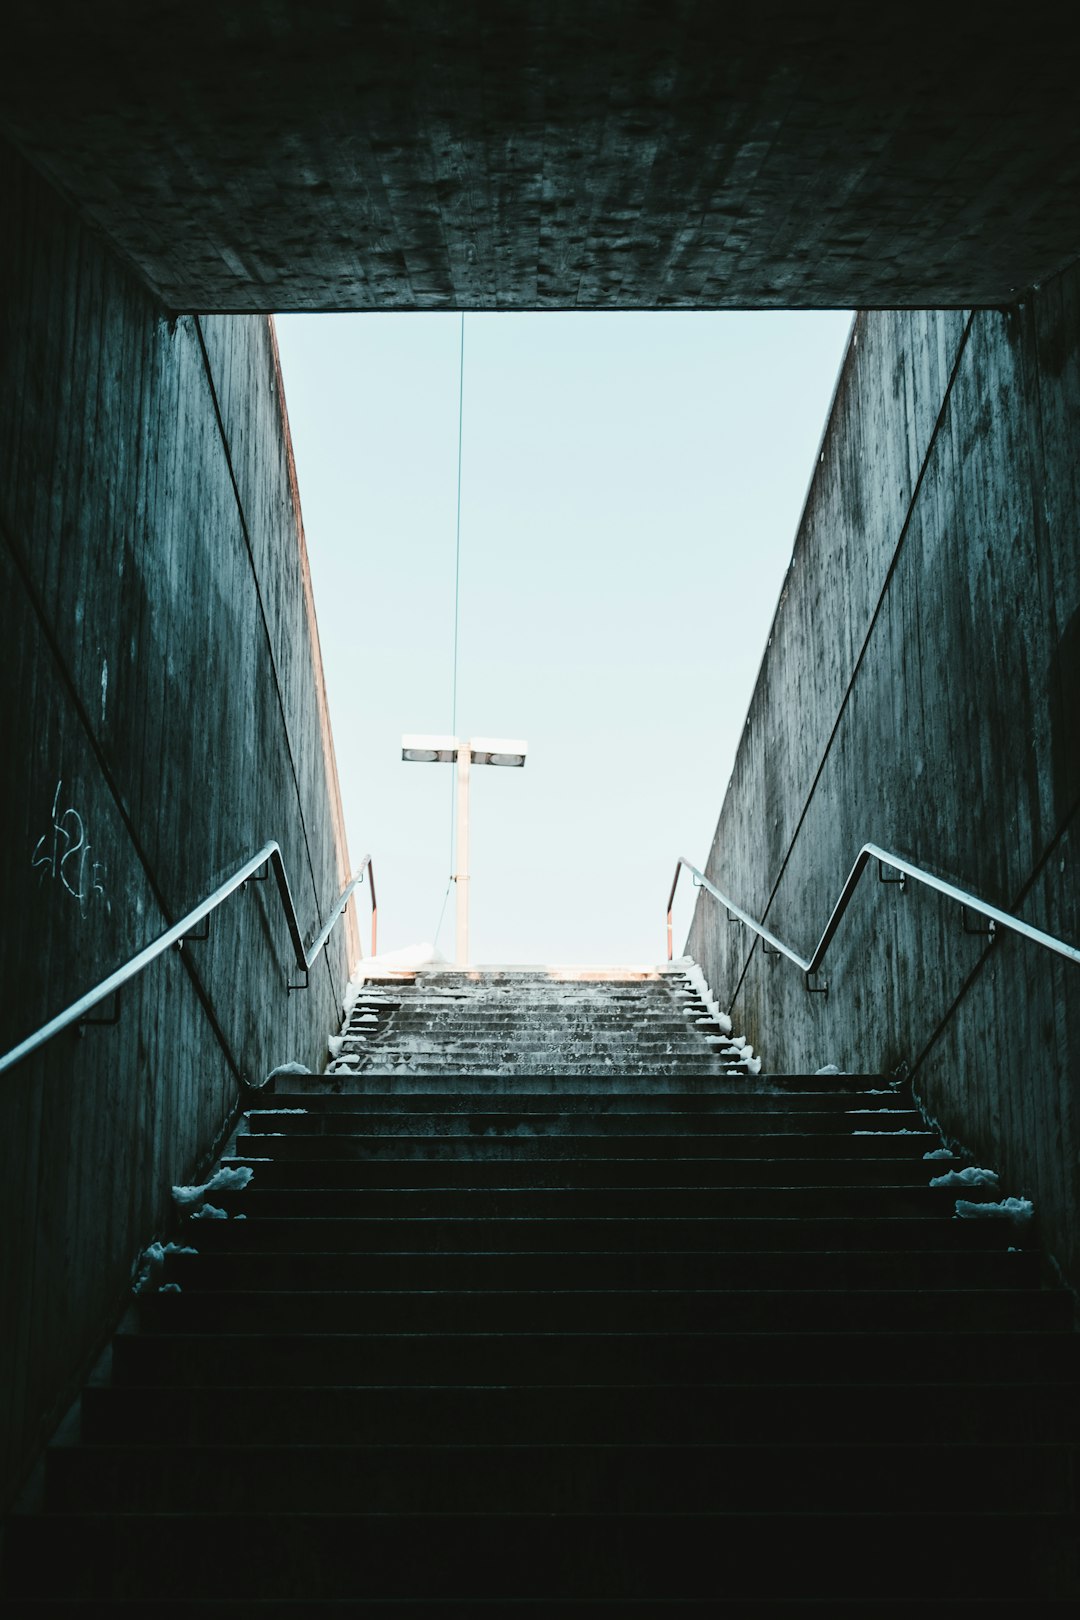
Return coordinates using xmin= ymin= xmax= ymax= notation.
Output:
xmin=5 ymin=2 xmax=1080 ymax=312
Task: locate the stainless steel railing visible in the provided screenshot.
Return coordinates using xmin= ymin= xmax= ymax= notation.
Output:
xmin=0 ymin=842 xmax=375 ymax=1077
xmin=668 ymin=843 xmax=1079 ymax=994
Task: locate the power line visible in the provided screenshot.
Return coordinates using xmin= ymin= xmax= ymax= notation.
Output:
xmin=447 ymin=313 xmax=465 ymax=873
xmin=432 ymin=873 xmax=454 ymax=954
xmin=451 ymin=311 xmax=465 ymax=738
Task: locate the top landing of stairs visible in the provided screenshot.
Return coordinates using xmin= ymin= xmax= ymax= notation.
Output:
xmin=358 ymin=962 xmax=688 ymax=983
xmin=320 ymin=960 xmax=771 ymax=1082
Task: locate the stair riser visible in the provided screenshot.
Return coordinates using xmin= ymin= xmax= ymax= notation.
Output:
xmin=342 ymin=1024 xmax=734 ymax=1039
xmin=234 ymin=1131 xmax=938 ymax=1158
xmin=183 ymin=1215 xmax=1031 ymax=1253
xmin=261 ymin=1090 xmax=895 ymax=1113
xmin=80 ymin=1380 xmax=1080 ymax=1448
xmin=161 ymin=1248 xmax=1041 ymax=1293
xmin=199 ymin=1185 xmax=1002 ymax=1218
xmin=343 ymin=1031 xmax=745 ymax=1046
xmin=297 ymin=1073 xmax=775 ymax=1092
xmin=243 ymin=1114 xmax=926 ymax=1139
xmin=6 ymin=1513 xmax=1074 ymax=1600
xmin=222 ymin=1156 xmax=949 ymax=1190
xmin=345 ymin=1038 xmax=735 ymax=1055
xmin=136 ymin=1289 xmax=1070 ymax=1336
xmin=325 ymin=1062 xmax=757 ymax=1075
xmin=43 ymin=1442 xmax=1078 ymax=1515
xmin=112 ymin=1330 xmax=1077 ymax=1387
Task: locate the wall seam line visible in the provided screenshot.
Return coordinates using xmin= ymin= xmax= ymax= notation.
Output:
xmin=907 ymin=790 xmax=1080 ymax=1085
xmin=725 ymin=310 xmax=977 ymax=1014
xmin=192 ymin=315 xmax=339 ymax=998
xmin=0 ymin=513 xmax=244 ymax=1085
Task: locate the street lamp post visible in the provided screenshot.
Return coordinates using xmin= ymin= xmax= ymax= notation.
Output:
xmin=402 ymin=734 xmax=527 ymax=966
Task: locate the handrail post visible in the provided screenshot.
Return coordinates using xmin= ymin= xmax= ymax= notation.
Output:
xmin=666 ymin=860 xmax=684 ymax=962
xmin=455 ymin=744 xmax=472 ymax=966
xmin=366 ymin=856 xmax=378 ymax=958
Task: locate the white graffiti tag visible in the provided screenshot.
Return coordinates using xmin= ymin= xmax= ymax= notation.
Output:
xmin=31 ymin=779 xmax=107 ymax=916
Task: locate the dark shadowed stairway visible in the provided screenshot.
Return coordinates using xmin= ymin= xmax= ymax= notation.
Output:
xmin=3 ymin=965 xmax=1078 ymax=1608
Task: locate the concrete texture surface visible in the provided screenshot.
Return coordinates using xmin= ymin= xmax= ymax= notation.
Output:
xmin=2 ymin=3 xmax=1079 ymax=311
xmin=320 ymin=966 xmax=760 ymax=1079
xmin=0 ymin=144 xmax=357 ymax=1507
xmin=687 ymin=265 xmax=1080 ymax=1290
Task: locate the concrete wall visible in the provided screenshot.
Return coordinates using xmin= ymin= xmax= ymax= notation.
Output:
xmin=0 ymin=142 xmax=357 ymax=1506
xmin=688 ymin=272 xmax=1080 ymax=1288
xmin=5 ymin=6 xmax=1080 ymax=312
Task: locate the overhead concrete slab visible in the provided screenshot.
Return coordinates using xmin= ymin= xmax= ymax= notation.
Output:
xmin=3 ymin=2 xmax=1080 ymax=312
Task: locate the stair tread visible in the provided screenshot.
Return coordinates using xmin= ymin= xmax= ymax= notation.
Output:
xmin=5 ymin=968 xmax=1075 ymax=1605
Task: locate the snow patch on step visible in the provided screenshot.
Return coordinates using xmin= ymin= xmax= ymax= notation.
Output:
xmin=344 ymin=942 xmax=448 ymax=1008
xmin=263 ymin=1061 xmax=313 ymax=1083
xmin=132 ymin=1240 xmax=197 ymax=1294
xmin=929 ymin=1166 xmax=999 ymax=1188
xmin=172 ymin=1165 xmax=253 ymax=1205
xmin=955 ymin=1197 xmax=1034 ymax=1223
xmin=671 ymin=959 xmax=733 ymax=1036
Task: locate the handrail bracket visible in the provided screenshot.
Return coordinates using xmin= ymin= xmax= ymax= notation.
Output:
xmin=77 ymin=990 xmax=123 ymax=1030
xmin=961 ymin=906 xmax=998 ymax=941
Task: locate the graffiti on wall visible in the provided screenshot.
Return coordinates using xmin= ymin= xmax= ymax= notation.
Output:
xmin=31 ymin=778 xmax=108 ymax=916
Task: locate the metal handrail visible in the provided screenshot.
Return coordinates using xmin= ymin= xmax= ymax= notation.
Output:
xmin=307 ymin=854 xmax=376 ymax=966
xmin=668 ymin=844 xmax=1080 ymax=986
xmin=0 ymin=842 xmax=376 ymax=1077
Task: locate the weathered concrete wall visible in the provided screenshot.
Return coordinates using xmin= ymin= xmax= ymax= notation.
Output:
xmin=688 ymin=274 xmax=1080 ymax=1288
xmin=0 ymin=142 xmax=356 ymax=1506
xmin=4 ymin=4 xmax=1080 ymax=312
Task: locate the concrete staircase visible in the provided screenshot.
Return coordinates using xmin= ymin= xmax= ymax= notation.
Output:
xmin=3 ymin=964 xmax=1078 ymax=1606
xmin=324 ymin=963 xmax=761 ymax=1078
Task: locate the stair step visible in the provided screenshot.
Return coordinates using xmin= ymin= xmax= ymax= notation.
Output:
xmin=234 ymin=1130 xmax=939 ymax=1158
xmin=159 ymin=1246 xmax=1042 ymax=1293
xmin=184 ymin=1213 xmax=1033 ymax=1253
xmin=340 ymin=1026 xmax=739 ymax=1042
xmin=199 ymin=1183 xmax=998 ymax=1218
xmin=326 ymin=1065 xmax=760 ymax=1080
xmin=262 ymin=1088 xmax=898 ymax=1112
xmin=112 ymin=1328 xmax=1077 ymax=1387
xmin=223 ymin=1154 xmax=949 ymax=1189
xmin=243 ymin=1110 xmax=927 ymax=1137
xmin=43 ymin=1440 xmax=1078 ymax=1515
xmin=6 ymin=1511 xmax=1074 ymax=1600
xmin=280 ymin=1073 xmax=877 ymax=1092
xmin=333 ymin=1044 xmax=744 ymax=1061
xmin=136 ymin=1286 xmax=1070 ymax=1335
xmin=81 ymin=1377 xmax=1080 ymax=1447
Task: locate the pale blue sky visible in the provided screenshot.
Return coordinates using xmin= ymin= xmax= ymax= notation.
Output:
xmin=275 ymin=311 xmax=852 ymax=966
